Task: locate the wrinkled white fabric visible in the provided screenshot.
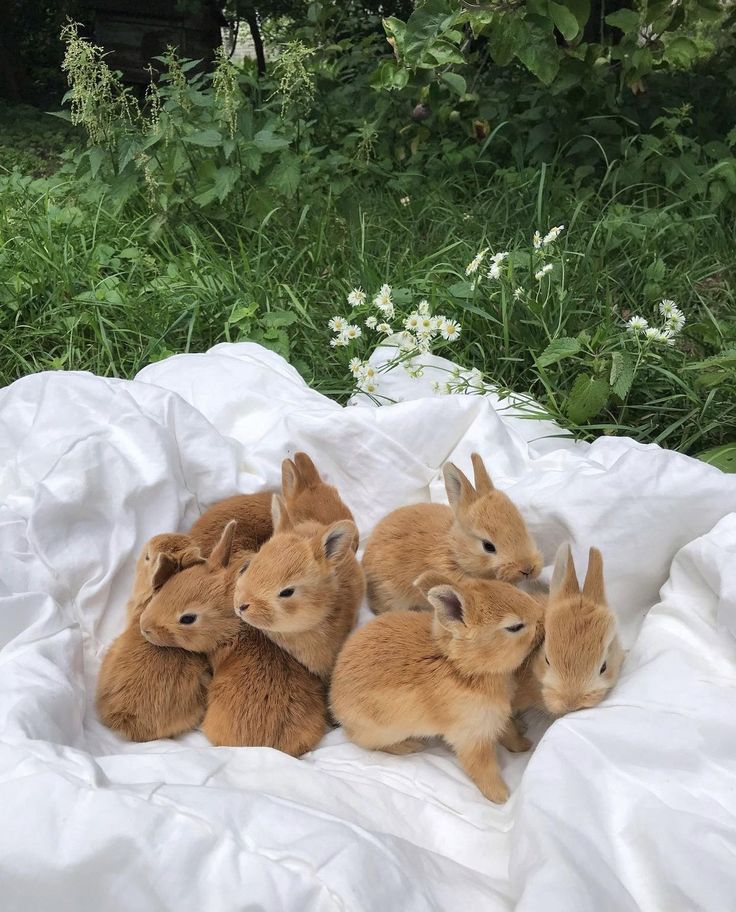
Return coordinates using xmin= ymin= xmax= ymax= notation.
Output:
xmin=1 ymin=342 xmax=734 ymax=912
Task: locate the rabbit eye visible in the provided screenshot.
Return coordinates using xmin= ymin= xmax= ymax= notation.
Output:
xmin=482 ymin=540 xmax=496 ymax=553
xmin=179 ymin=614 xmax=197 ymax=625
xmin=279 ymin=587 xmax=295 ymax=598
xmin=545 ymin=654 xmax=550 ymax=666
xmin=144 ymin=553 xmax=150 ymax=562
xmin=505 ymin=623 xmax=524 ymax=633
xmin=600 ymin=661 xmax=607 ymax=675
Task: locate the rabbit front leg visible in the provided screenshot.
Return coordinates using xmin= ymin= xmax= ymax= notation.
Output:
xmin=451 ymin=736 xmax=510 ymax=804
xmin=498 ymin=716 xmax=532 ymax=753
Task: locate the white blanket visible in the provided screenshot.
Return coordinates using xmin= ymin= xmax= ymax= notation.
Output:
xmin=1 ymin=342 xmax=735 ymax=911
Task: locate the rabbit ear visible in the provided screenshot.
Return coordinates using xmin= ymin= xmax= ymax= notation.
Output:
xmin=413 ymin=570 xmax=455 ymax=597
xmin=470 ymin=453 xmax=495 ymax=495
xmin=179 ymin=546 xmax=205 ymax=570
xmin=443 ymin=461 xmax=477 ymax=511
xmin=271 ymin=494 xmax=293 ymax=533
xmin=281 ymin=458 xmax=300 ymax=499
xmin=550 ymin=543 xmax=580 ymax=599
xmin=321 ymin=520 xmax=357 ymax=562
xmin=208 ymin=519 xmax=237 ymax=570
xmin=428 ymin=585 xmax=466 ymax=633
xmin=152 ymin=553 xmax=180 ymax=591
xmin=294 ymin=452 xmax=322 ymax=487
xmin=582 ymin=547 xmax=606 ymax=603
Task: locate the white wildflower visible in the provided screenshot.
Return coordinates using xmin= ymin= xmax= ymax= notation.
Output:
xmin=658 ymin=298 xmax=678 ymax=317
xmin=627 ymin=316 xmax=649 ymax=333
xmin=465 ymin=248 xmax=489 ymax=276
xmin=360 ymin=379 xmax=379 ymax=394
xmin=365 ymin=315 xmax=377 ymax=329
xmin=399 ymin=331 xmax=417 ymax=351
xmin=349 ymin=357 xmax=363 ymax=377
xmin=404 ymin=312 xmax=421 ymax=332
xmin=400 ymin=196 xmax=411 ymax=206
xmin=417 ymin=299 xmax=430 ymax=316
xmin=652 ymin=327 xmax=675 ymax=345
xmin=376 ymin=322 xmax=393 ymax=334
xmin=534 ymin=263 xmax=554 ymax=280
xmin=358 ymin=365 xmax=376 ymax=382
xmin=644 ymin=326 xmax=659 ymax=341
xmin=328 ymin=315 xmax=347 ymax=333
xmin=666 ymin=311 xmax=686 ymax=334
xmin=542 ymin=225 xmax=565 ymax=246
xmin=533 ymin=231 xmax=542 ymax=250
xmin=417 ymin=316 xmax=437 ymax=337
xmin=342 ymin=324 xmax=362 ymax=341
xmin=373 ymin=285 xmax=394 ymax=317
xmin=407 ymin=364 xmax=424 ymax=379
xmin=347 ymin=287 xmax=366 ymax=307
xmin=417 ymin=336 xmax=432 ymax=354
xmin=467 ymin=367 xmax=484 ymax=390
xmin=330 ymin=335 xmax=349 ymax=348
xmin=439 ymin=318 xmax=462 ymax=341
xmin=488 ymin=262 xmax=502 ymax=280
xmin=513 ymin=286 xmax=524 ymax=300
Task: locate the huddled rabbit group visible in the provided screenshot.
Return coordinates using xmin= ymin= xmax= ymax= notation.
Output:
xmin=97 ymin=452 xmax=623 ymax=803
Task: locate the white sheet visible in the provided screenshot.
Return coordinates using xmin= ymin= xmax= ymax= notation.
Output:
xmin=1 ymin=342 xmax=735 ymax=911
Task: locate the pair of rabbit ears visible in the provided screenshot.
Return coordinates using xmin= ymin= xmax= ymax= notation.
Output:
xmin=281 ymin=452 xmax=323 ymax=498
xmin=414 ymin=571 xmax=467 ymax=632
xmin=442 ymin=452 xmax=495 ymax=510
xmin=551 ymin=544 xmax=606 ymax=603
xmin=151 ymin=544 xmax=205 ymax=591
xmin=271 ymin=494 xmax=357 ymax=561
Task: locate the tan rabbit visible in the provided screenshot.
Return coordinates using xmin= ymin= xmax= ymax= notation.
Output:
xmin=233 ymin=495 xmax=364 ymax=680
xmin=362 ymin=452 xmax=542 ymax=614
xmin=139 ymin=522 xmax=328 ymax=755
xmin=96 ymin=534 xmax=211 ymax=742
xmin=282 ymin=452 xmax=356 ymax=529
xmin=188 ymin=491 xmax=274 ymax=556
xmin=330 ymin=573 xmax=543 ymax=803
xmin=511 ymin=544 xmax=624 ymax=721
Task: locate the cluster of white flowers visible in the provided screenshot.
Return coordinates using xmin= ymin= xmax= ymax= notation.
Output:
xmin=465 ymin=248 xmax=489 ymax=276
xmin=431 ymin=366 xmax=485 ymax=396
xmin=533 ymin=225 xmax=565 ymax=250
xmin=626 ymin=299 xmax=686 ymax=346
xmin=373 ymin=283 xmax=394 ymax=319
xmin=487 ymin=251 xmax=508 ymax=280
xmin=534 ymin=263 xmax=554 ymax=281
xmin=400 ymin=196 xmax=411 ymax=207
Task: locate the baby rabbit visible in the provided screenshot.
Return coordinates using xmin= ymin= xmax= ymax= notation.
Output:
xmin=512 ymin=545 xmax=624 ymax=719
xmin=362 ymin=452 xmax=542 ymax=614
xmin=139 ymin=522 xmax=328 ymax=755
xmin=96 ymin=533 xmax=211 ymax=742
xmin=188 ymin=491 xmax=274 ymax=556
xmin=281 ymin=452 xmax=356 ymax=527
xmin=233 ymin=495 xmax=364 ymax=680
xmin=330 ymin=573 xmax=542 ymax=803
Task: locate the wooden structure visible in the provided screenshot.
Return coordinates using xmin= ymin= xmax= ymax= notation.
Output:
xmin=79 ymin=0 xmax=224 ymax=84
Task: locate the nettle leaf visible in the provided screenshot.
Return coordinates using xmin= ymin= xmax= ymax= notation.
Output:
xmin=696 ymin=443 xmax=736 ymax=473
xmin=605 ymin=9 xmax=640 ymax=31
xmin=441 ymin=71 xmax=467 ymax=96
xmin=268 ymin=154 xmax=301 ymax=197
xmin=253 ymin=129 xmax=290 ymax=153
xmin=548 ymin=2 xmax=580 ymax=40
xmin=610 ymin=350 xmax=635 ymax=399
xmin=183 ymin=129 xmax=223 ymax=147
xmin=664 ymin=36 xmax=699 ymax=67
xmin=536 ymin=337 xmax=581 ymax=368
xmin=566 ymin=374 xmax=610 ymax=423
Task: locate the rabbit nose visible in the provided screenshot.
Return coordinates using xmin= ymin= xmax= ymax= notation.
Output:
xmin=238 ymin=603 xmax=250 ymax=614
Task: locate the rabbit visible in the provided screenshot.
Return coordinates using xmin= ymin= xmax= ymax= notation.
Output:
xmin=233 ymin=494 xmax=364 ymax=680
xmin=510 ymin=544 xmax=624 ymax=722
xmin=188 ymin=491 xmax=274 ymax=556
xmin=330 ymin=572 xmax=543 ymax=803
xmin=139 ymin=521 xmax=328 ymax=755
xmin=362 ymin=452 xmax=542 ymax=614
xmin=96 ymin=533 xmax=211 ymax=742
xmin=281 ymin=452 xmax=356 ymax=529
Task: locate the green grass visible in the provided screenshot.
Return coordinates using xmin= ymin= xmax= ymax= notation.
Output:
xmin=1 ymin=105 xmax=735 ymax=459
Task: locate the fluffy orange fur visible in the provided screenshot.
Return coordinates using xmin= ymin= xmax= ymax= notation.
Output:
xmin=233 ymin=495 xmax=364 ymax=679
xmin=512 ymin=545 xmax=624 ymax=722
xmin=138 ymin=522 xmax=328 ymax=754
xmin=330 ymin=574 xmax=542 ymax=803
xmin=281 ymin=452 xmax=356 ymax=530
xmin=362 ymin=452 xmax=542 ymax=614
xmin=96 ymin=534 xmax=211 ymax=741
xmin=188 ymin=491 xmax=274 ymax=556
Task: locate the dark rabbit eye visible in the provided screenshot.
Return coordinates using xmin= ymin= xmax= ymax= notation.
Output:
xmin=279 ymin=587 xmax=295 ymax=598
xmin=505 ymin=623 xmax=524 ymax=633
xmin=600 ymin=661 xmax=607 ymax=674
xmin=144 ymin=553 xmax=150 ymax=562
xmin=482 ymin=540 xmax=496 ymax=553
xmin=179 ymin=614 xmax=197 ymax=625
xmin=545 ymin=654 xmax=550 ymax=666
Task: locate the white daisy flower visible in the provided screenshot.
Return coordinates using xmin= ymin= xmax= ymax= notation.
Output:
xmin=365 ymin=315 xmax=378 ymax=329
xmin=513 ymin=286 xmax=524 ymax=300
xmin=417 ymin=336 xmax=431 ymax=354
xmin=376 ymin=322 xmax=393 ymax=334
xmin=533 ymin=231 xmax=542 ymax=250
xmin=467 ymin=367 xmax=484 ymax=390
xmin=343 ymin=324 xmax=362 ymax=341
xmin=644 ymin=326 xmax=659 ymax=341
xmin=652 ymin=327 xmax=676 ymax=345
xmin=349 ymin=357 xmax=363 ymax=376
xmin=347 ymin=288 xmax=366 ymax=307
xmin=399 ymin=331 xmax=417 ymax=351
xmin=658 ymin=298 xmax=678 ymax=317
xmin=534 ymin=263 xmax=553 ymax=280
xmin=359 ymin=379 xmax=379 ymax=394
xmin=374 ymin=292 xmax=394 ymax=318
xmin=666 ymin=312 xmax=686 ymax=334
xmin=417 ymin=299 xmax=430 ymax=316
xmin=627 ymin=316 xmax=649 ymax=333
xmin=465 ymin=248 xmax=489 ymax=276
xmin=328 ymin=315 xmax=347 ymax=333
xmin=359 ymin=365 xmax=376 ymax=381
xmin=440 ymin=318 xmax=462 ymax=341
xmin=330 ymin=335 xmax=349 ymax=347
xmin=379 ymin=283 xmax=391 ymax=297
xmin=543 ymin=225 xmax=565 ymax=246
xmin=404 ymin=312 xmax=421 ymax=332
xmin=416 ymin=316 xmax=436 ymax=337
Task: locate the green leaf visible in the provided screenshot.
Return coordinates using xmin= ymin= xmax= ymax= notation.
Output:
xmin=548 ymin=2 xmax=580 ymax=40
xmin=664 ymin=36 xmax=699 ymax=67
xmin=448 ymin=280 xmax=474 ymax=298
xmin=488 ymin=17 xmax=521 ymax=66
xmin=268 ymin=155 xmax=301 ymax=197
xmin=605 ymin=9 xmax=640 ymax=31
xmin=183 ymin=129 xmax=223 ymax=147
xmin=536 ymin=337 xmax=581 ymax=368
xmin=253 ymin=129 xmax=290 ymax=153
xmin=609 ymin=349 xmax=634 ymax=399
xmin=696 ymin=443 xmax=736 ymax=473
xmin=516 ymin=24 xmax=561 ymax=85
xmin=566 ymin=374 xmax=610 ymax=423
xmin=192 ymin=164 xmax=240 ymax=207
xmin=441 ymin=71 xmax=467 ymax=95
xmin=566 ymin=0 xmax=591 ymax=29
